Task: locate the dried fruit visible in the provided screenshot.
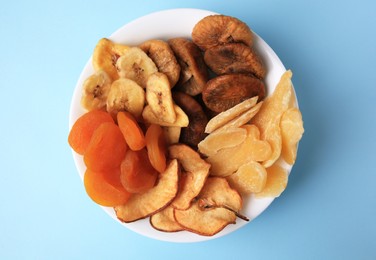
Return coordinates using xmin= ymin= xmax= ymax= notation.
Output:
xmin=172 ymin=91 xmax=208 ymax=147
xmin=255 ymin=164 xmax=288 ymax=198
xmin=174 ymin=177 xmax=243 ymax=236
xmin=116 ymin=47 xmax=158 ymax=88
xmin=206 ymin=124 xmax=272 ymax=177
xmin=81 ymin=70 xmax=112 ymax=111
xmin=117 ymin=111 xmax=146 ymax=151
xmin=106 ymin=78 xmax=145 ymax=119
xmin=150 ymin=205 xmax=184 ymax=232
xmin=250 ymin=70 xmax=293 ymax=167
xmin=168 ymin=144 xmax=210 ymax=210
xmin=115 ymin=159 xmax=179 ymax=223
xmin=192 ymin=15 xmax=253 ymax=50
xmin=280 ymin=107 xmax=304 ymax=164
xmin=146 ymin=72 xmax=176 ymax=124
xmin=226 ymin=161 xmax=267 ymax=194
xmin=139 ymin=39 xmax=181 ymax=87
xmin=202 ymin=74 xmax=265 ymax=113
xmin=198 ymin=127 xmax=247 ymax=157
xmin=204 ymin=43 xmax=265 ymax=79
xmin=162 ymin=126 xmax=181 ymax=145
xmin=92 ymin=38 xmax=130 ymax=80
xmin=142 ymin=104 xmax=189 ymax=127
xmin=168 ymin=38 xmax=208 ymax=96
xmin=205 ymin=96 xmax=258 ymax=133
xmin=145 ymin=124 xmax=167 ymax=174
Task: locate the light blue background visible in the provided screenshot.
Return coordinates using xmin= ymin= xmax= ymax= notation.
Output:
xmin=1 ymin=0 xmax=375 ymax=259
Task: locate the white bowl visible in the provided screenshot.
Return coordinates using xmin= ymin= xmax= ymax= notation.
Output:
xmin=69 ymin=8 xmax=291 ymax=243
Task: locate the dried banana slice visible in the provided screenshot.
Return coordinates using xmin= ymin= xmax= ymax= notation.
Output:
xmin=202 ymin=74 xmax=265 ymax=113
xmin=116 ymin=47 xmax=158 ymax=88
xmin=106 ymin=78 xmax=145 ymax=119
xmin=92 ymin=38 xmax=130 ymax=80
xmin=142 ymin=104 xmax=189 ymax=127
xmin=146 ymin=72 xmax=176 ymax=124
xmin=139 ymin=39 xmax=181 ymax=87
xmin=81 ymin=70 xmax=112 ymax=111
xmin=168 ymin=38 xmax=208 ymax=96
xmin=204 ymin=43 xmax=266 ymax=79
xmin=192 ymin=15 xmax=253 ymax=50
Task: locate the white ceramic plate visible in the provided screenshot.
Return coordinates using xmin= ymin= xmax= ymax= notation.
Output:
xmin=69 ymin=8 xmax=292 ymax=243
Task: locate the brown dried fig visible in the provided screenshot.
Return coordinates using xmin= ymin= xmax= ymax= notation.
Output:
xmin=168 ymin=38 xmax=209 ymax=96
xmin=192 ymin=15 xmax=253 ymax=51
xmin=139 ymin=39 xmax=181 ymax=87
xmin=172 ymin=91 xmax=208 ymax=147
xmin=202 ymin=74 xmax=265 ymax=113
xmin=204 ymin=43 xmax=266 ymax=79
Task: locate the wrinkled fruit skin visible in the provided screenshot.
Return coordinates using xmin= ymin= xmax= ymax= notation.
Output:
xmin=202 ymin=74 xmax=265 ymax=113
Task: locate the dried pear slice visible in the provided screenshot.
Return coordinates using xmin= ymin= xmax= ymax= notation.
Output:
xmin=198 ymin=127 xmax=247 ymax=157
xmin=115 ymin=159 xmax=179 ymax=223
xmin=168 ymin=38 xmax=209 ymax=96
xmin=204 ymin=43 xmax=266 ymax=79
xmin=174 ymin=177 xmax=243 ymax=236
xmin=250 ymin=70 xmax=293 ymax=167
xmin=192 ymin=15 xmax=253 ymax=50
xmin=92 ymin=38 xmax=130 ymax=80
xmin=205 ymin=96 xmax=258 ymax=133
xmin=202 ymin=74 xmax=265 ymax=113
xmin=150 ymin=205 xmax=184 ymax=232
xmin=172 ymin=91 xmax=208 ymax=147
xmin=168 ymin=144 xmax=210 ymax=210
xmin=139 ymin=39 xmax=181 ymax=87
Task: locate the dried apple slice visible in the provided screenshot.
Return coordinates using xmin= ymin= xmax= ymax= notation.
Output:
xmin=174 ymin=177 xmax=244 ymax=236
xmin=168 ymin=144 xmax=210 ymax=210
xmin=114 ymin=159 xmax=179 ymax=223
xmin=198 ymin=127 xmax=247 ymax=157
xmin=206 ymin=124 xmax=272 ymax=177
xmin=150 ymin=205 xmax=184 ymax=232
xmin=205 ymin=96 xmax=258 ymax=133
xmin=250 ymin=70 xmax=293 ymax=167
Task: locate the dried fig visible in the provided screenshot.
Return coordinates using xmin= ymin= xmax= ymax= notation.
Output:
xmin=168 ymin=38 xmax=209 ymax=96
xmin=172 ymin=91 xmax=208 ymax=147
xmin=204 ymin=43 xmax=266 ymax=79
xmin=139 ymin=39 xmax=181 ymax=87
xmin=192 ymin=15 xmax=253 ymax=51
xmin=202 ymin=74 xmax=265 ymax=113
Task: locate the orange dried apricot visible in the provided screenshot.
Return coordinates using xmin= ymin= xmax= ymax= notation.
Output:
xmin=84 ymin=122 xmax=128 ymax=171
xmin=68 ymin=110 xmax=114 ymax=155
xmin=120 ymin=149 xmax=158 ymax=194
xmin=145 ymin=124 xmax=167 ymax=173
xmin=117 ymin=111 xmax=146 ymax=151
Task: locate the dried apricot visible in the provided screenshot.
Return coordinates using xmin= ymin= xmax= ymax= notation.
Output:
xmin=145 ymin=124 xmax=167 ymax=173
xmin=117 ymin=111 xmax=146 ymax=151
xmin=84 ymin=167 xmax=131 ymax=207
xmin=84 ymin=122 xmax=128 ymax=171
xmin=68 ymin=110 xmax=114 ymax=155
xmin=120 ymin=149 xmax=158 ymax=194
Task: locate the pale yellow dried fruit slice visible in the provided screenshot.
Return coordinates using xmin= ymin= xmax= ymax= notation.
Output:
xmin=280 ymin=107 xmax=304 ymax=164
xmin=213 ymin=101 xmax=263 ymax=133
xmin=150 ymin=205 xmax=184 ymax=232
xmin=174 ymin=177 xmax=243 ymax=236
xmin=142 ymin=104 xmax=188 ymax=127
xmin=116 ymin=47 xmax=158 ymax=88
xmin=250 ymin=70 xmax=293 ymax=167
xmin=162 ymin=126 xmax=181 ymax=145
xmin=168 ymin=144 xmax=210 ymax=210
xmin=205 ymin=96 xmax=258 ymax=133
xmin=146 ymin=72 xmax=176 ymax=124
xmin=92 ymin=38 xmax=130 ymax=80
xmin=106 ymin=78 xmax=145 ymax=119
xmin=255 ymin=164 xmax=288 ymax=198
xmin=114 ymin=159 xmax=179 ymax=223
xmin=81 ymin=70 xmax=112 ymax=111
xmin=206 ymin=124 xmax=272 ymax=177
xmin=226 ymin=161 xmax=267 ymax=194
xmin=198 ymin=127 xmax=247 ymax=157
